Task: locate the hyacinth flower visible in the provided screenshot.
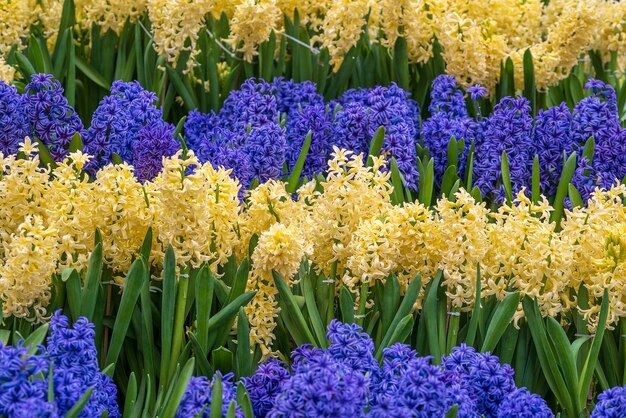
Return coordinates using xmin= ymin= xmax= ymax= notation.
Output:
xmin=421 ymin=75 xmax=480 ymax=185
xmin=473 ymin=96 xmax=534 ymax=202
xmin=23 ymin=73 xmax=84 ymax=161
xmin=0 ymin=81 xmax=30 ymax=155
xmin=0 ymin=311 xmax=120 ymax=417
xmin=83 ymin=80 xmax=177 ymax=178
xmin=176 ymin=373 xmax=243 ymax=418
xmin=591 ymin=385 xmax=626 ymax=418
xmin=226 ymin=320 xmax=550 ymax=418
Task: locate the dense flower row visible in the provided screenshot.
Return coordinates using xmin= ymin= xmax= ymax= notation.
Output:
xmin=3 ymin=140 xmax=626 ymax=354
xmin=2 ymin=74 xmax=625 ymax=203
xmin=177 ymin=320 xmax=626 ymax=417
xmin=0 ymin=311 xmax=119 ymax=417
xmin=1 ymin=0 xmax=626 ymax=91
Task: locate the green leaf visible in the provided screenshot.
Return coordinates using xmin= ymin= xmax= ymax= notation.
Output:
xmin=286 ymin=131 xmax=312 ymax=193
xmin=578 ymin=289 xmax=610 ymax=409
xmin=376 ymin=273 xmax=421 ymax=359
xmin=69 ymin=132 xmax=83 ymax=153
xmin=546 ymin=316 xmax=580 ymax=411
xmin=445 ymin=404 xmax=459 ymax=418
xmin=33 ymin=137 xmax=57 ymax=168
xmin=366 ymin=126 xmax=385 ymax=167
xmin=195 ymin=264 xmax=214 ymax=353
xmin=236 ymin=309 xmax=251 ymax=377
xmin=382 ymin=274 xmax=401 ymax=332
xmin=105 ymin=257 xmax=147 ymax=368
xmin=550 ymin=151 xmax=577 ymax=228
xmin=80 ymin=243 xmax=103 ymax=320
xmin=390 ymin=158 xmax=405 ymax=205
xmin=481 ymin=292 xmax=520 ymax=353
xmin=161 ymin=358 xmax=195 ymax=418
xmin=501 ymin=152 xmax=513 ymax=204
xmin=160 ymin=246 xmax=177 ymax=388
xmin=531 ymin=155 xmax=540 ymax=204
xmin=419 ymin=158 xmax=434 ymax=207
xmin=423 ymin=272 xmax=442 ymax=361
xmin=273 ymin=271 xmax=316 ymax=346
xmin=568 ymin=184 xmax=584 ymax=208
xmin=165 ymin=65 xmax=198 ymax=111
xmin=123 ymin=373 xmax=138 ymax=418
xmin=62 ymin=268 xmax=82 ymax=322
xmin=340 ymin=286 xmax=355 ymax=324
xmin=210 ymin=373 xmax=224 ymax=418
xmin=76 ymin=56 xmax=111 ymax=89
xmin=393 ymin=37 xmax=409 ymax=90
xmin=23 ymin=323 xmax=49 ymax=355
xmin=302 ymin=270 xmax=328 ymax=348
xmin=236 ymin=383 xmax=255 ymax=418
xmin=465 ymin=265 xmax=482 ymax=346
xmin=523 ymin=49 xmax=536 ymax=115
xmin=207 ymin=291 xmax=256 ymax=332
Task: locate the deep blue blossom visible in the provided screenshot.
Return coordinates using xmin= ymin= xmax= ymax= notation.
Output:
xmin=0 ymin=81 xmax=30 ymax=155
xmin=468 ymin=85 xmax=488 ymax=101
xmin=177 ymin=373 xmax=243 ymax=418
xmin=369 ymin=347 xmax=448 ymax=418
xmin=571 ymin=79 xmax=620 ymax=148
xmin=219 ymin=78 xmax=278 ymax=131
xmin=473 ymin=96 xmax=534 ymax=201
xmin=132 ymin=120 xmax=180 ymax=182
xmin=332 ymin=103 xmax=371 ymax=158
xmin=183 ymin=109 xmax=220 ymax=154
xmin=429 ymin=75 xmax=468 ymax=117
xmin=326 ymin=319 xmax=378 ymax=375
xmin=243 ymin=359 xmax=291 ymax=417
xmin=83 ymin=80 xmax=163 ymax=171
xmin=244 ymin=121 xmax=286 ymax=183
xmin=23 ymin=73 xmax=83 ymax=161
xmin=442 ymin=344 xmax=515 ymax=417
xmin=497 ymin=388 xmax=553 ymax=418
xmin=268 ymin=349 xmax=369 ymax=418
xmin=47 ymin=311 xmax=120 ymax=418
xmin=532 ymin=103 xmax=575 ymax=196
xmin=272 ymin=77 xmax=324 ymax=115
xmin=285 ymin=103 xmax=332 ymax=177
xmin=0 ymin=343 xmax=57 ymax=418
xmin=421 ymin=111 xmax=479 ymax=184
xmin=443 ymin=371 xmax=480 ymax=418
xmin=337 ymin=83 xmax=421 ymax=188
xmin=570 ymin=80 xmax=626 ymax=199
xmin=591 ymin=385 xmax=626 ymax=418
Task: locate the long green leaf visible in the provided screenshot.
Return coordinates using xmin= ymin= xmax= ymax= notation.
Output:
xmin=105 ymin=257 xmax=147 ymax=368
xmin=481 ymin=292 xmax=520 ymax=353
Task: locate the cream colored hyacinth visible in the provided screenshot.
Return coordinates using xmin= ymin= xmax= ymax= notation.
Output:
xmin=245 ymin=222 xmax=310 ymax=356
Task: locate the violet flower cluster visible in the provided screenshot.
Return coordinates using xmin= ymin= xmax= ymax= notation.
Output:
xmin=1 ymin=74 xmax=625 ymax=201
xmin=0 ymin=311 xmax=120 ymax=418
xmin=179 ymin=320 xmax=552 ymax=418
xmin=184 ymin=78 xmax=421 ymax=189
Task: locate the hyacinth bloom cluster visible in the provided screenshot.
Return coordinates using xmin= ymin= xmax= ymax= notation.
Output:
xmin=0 ymin=75 xmax=179 ymax=183
xmin=82 ymin=79 xmax=179 ymax=180
xmin=591 ymin=385 xmax=626 ymax=418
xmin=176 ymin=372 xmax=243 ymax=418
xmin=2 ymin=74 xmax=626 ymax=203
xmin=205 ymin=321 xmax=553 ymax=417
xmin=0 ymin=311 xmax=120 ymax=417
xmin=0 ymin=140 xmax=241 ymax=319
xmin=184 ymin=77 xmax=420 ymax=189
xmin=7 ymin=144 xmax=626 ymax=341
xmin=23 ymin=74 xmax=84 ymax=161
xmin=1 ymin=0 xmax=626 ymax=94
